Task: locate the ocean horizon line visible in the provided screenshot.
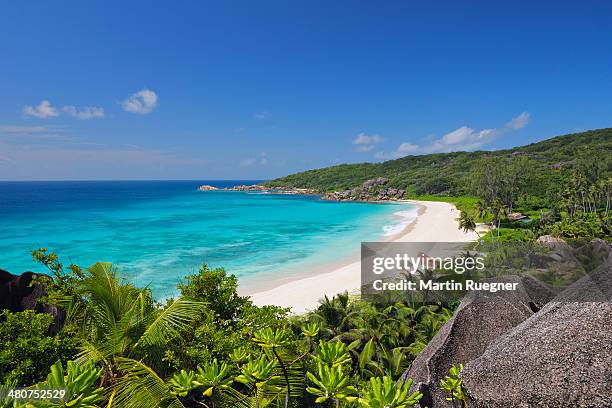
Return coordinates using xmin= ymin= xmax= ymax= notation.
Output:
xmin=0 ymin=178 xmax=268 ymax=183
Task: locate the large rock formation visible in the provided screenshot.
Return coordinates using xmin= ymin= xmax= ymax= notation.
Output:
xmin=362 ymin=177 xmax=389 ymax=189
xmin=0 ymin=269 xmax=65 ymax=332
xmin=0 ymin=269 xmax=45 ymax=311
xmin=536 ymin=235 xmax=582 ymax=265
xmin=400 ymin=276 xmax=556 ymax=407
xmin=461 ymin=248 xmax=612 ymax=408
xmin=536 ymin=235 xmax=578 ymax=260
xmin=401 ymin=239 xmax=612 ymax=408
xmin=323 ymin=178 xmax=405 ymax=201
xmin=223 ymin=184 xmax=269 ymax=191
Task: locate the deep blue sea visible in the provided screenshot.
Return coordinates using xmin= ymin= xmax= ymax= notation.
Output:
xmin=0 ymin=181 xmax=416 ymax=297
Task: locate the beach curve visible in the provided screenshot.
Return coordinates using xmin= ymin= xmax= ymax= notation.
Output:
xmin=248 ymin=200 xmax=487 ymax=314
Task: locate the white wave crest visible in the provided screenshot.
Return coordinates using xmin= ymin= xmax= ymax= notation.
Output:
xmin=382 ymin=207 xmax=419 ymax=236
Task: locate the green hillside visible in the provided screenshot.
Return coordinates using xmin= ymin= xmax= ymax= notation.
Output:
xmin=264 ymin=128 xmax=612 ymax=198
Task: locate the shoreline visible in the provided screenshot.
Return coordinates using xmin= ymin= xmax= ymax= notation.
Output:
xmin=238 ymin=201 xmax=421 ymax=296
xmin=247 ymin=199 xmax=487 ymax=314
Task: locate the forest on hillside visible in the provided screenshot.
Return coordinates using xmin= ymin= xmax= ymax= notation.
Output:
xmin=264 ymin=128 xmax=612 ymax=199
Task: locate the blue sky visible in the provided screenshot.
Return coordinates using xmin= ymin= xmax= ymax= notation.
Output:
xmin=1 ymin=1 xmax=611 ymax=180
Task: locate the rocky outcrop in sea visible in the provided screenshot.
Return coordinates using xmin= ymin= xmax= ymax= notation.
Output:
xmin=197 ymin=184 xmax=317 ymax=194
xmin=197 ymin=184 xmax=219 ymax=191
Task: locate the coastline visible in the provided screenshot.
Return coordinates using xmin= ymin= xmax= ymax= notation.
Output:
xmin=237 ymin=200 xmax=420 ymax=295
xmin=247 ymin=200 xmax=487 ymax=314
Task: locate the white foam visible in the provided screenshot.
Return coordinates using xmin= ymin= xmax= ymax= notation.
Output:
xmin=382 ymin=207 xmax=419 ymax=236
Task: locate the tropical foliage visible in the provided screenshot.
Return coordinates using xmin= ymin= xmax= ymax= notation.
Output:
xmin=0 ymin=310 xmax=78 ymax=386
xmin=1 ymin=252 xmax=455 ymax=407
xmin=440 ymin=364 xmax=467 ymax=408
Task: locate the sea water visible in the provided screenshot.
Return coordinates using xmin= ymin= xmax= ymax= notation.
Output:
xmin=0 ymin=180 xmax=416 ymax=298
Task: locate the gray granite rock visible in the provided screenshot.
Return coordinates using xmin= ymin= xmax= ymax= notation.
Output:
xmin=362 ymin=177 xmax=389 ymax=189
xmin=461 ymin=249 xmax=612 ymax=408
xmin=535 ymin=235 xmax=582 ymax=266
xmin=400 ymin=275 xmax=556 ymax=407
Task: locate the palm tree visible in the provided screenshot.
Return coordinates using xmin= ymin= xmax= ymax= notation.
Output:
xmin=474 ymin=201 xmax=488 ymax=221
xmin=457 ymin=211 xmax=479 ymax=238
xmin=312 ymin=292 xmax=351 ymax=336
xmin=67 ymin=262 xmax=205 ymax=407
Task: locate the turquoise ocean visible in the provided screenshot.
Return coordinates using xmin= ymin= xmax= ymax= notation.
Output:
xmin=0 ymin=181 xmax=417 ymax=297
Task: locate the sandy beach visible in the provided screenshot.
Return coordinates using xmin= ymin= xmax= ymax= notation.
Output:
xmin=250 ymin=200 xmax=487 ymax=314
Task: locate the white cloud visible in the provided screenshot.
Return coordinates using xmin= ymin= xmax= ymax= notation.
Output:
xmin=23 ymin=100 xmax=59 ymax=118
xmin=425 ymin=126 xmax=498 ymax=153
xmin=396 ymin=142 xmax=419 ymax=154
xmin=352 ymin=132 xmax=384 ymax=152
xmin=240 ymin=152 xmax=268 ymax=167
xmin=122 ymin=89 xmax=158 ymax=114
xmin=23 ymin=100 xmax=106 ymax=120
xmin=0 ymin=125 xmax=53 ymax=134
xmin=62 ymin=105 xmax=105 ymax=119
xmin=374 ymin=112 xmax=530 ymax=160
xmin=441 ymin=126 xmax=475 ymax=145
xmin=374 ymin=142 xmax=419 ymax=160
xmin=0 ymin=155 xmax=16 ymax=165
xmin=0 ymin=140 xmax=207 ymax=178
xmin=253 ymin=111 xmax=269 ymax=119
xmin=239 ymin=158 xmax=256 ymax=167
xmin=505 ymin=111 xmax=530 ymax=130
xmin=0 ymin=125 xmax=70 ymax=142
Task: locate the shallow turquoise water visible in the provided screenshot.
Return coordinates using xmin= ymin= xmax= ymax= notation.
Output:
xmin=0 ymin=181 xmax=415 ymax=297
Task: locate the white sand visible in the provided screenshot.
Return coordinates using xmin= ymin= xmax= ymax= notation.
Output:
xmin=249 ymin=200 xmax=487 ymax=314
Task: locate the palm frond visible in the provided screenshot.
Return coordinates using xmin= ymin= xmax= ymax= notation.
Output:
xmin=219 ymin=386 xmax=277 ymax=408
xmin=217 ymin=387 xmax=259 ymax=408
xmin=79 ymin=263 xmax=124 ymax=331
xmin=74 ymin=340 xmax=108 ymax=366
xmin=134 ymin=298 xmax=205 ymax=349
xmin=113 ymin=357 xmax=184 ymax=408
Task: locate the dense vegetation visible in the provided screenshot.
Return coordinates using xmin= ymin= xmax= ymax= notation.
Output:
xmin=264 ymin=128 xmax=612 ymax=199
xmin=0 ymin=251 xmax=459 ymax=408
